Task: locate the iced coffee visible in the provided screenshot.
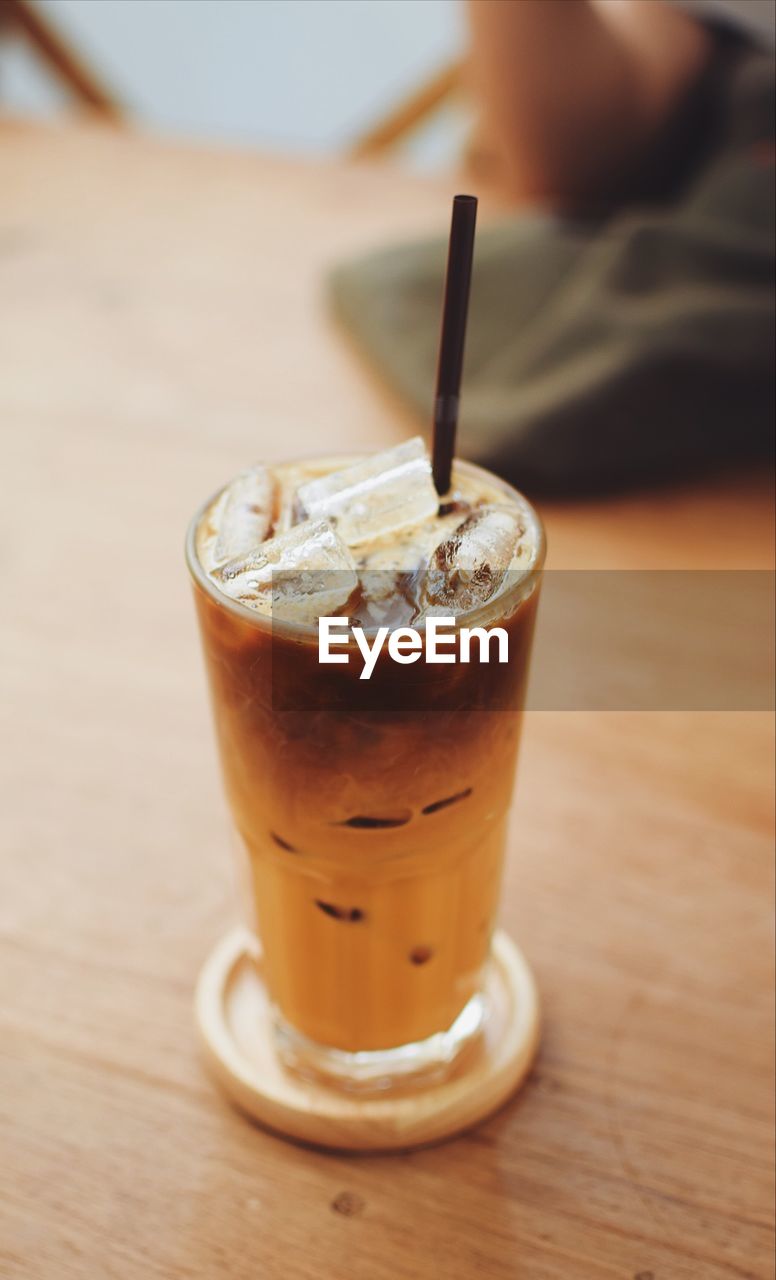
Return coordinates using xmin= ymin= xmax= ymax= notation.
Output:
xmin=186 ymin=438 xmax=544 ymax=1089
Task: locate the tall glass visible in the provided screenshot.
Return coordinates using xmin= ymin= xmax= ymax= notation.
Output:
xmin=186 ymin=457 xmax=544 ymax=1091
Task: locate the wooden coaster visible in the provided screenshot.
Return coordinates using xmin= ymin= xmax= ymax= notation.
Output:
xmin=195 ymin=927 xmax=540 ymax=1152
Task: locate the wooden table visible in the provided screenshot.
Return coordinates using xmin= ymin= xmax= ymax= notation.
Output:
xmin=1 ymin=121 xmax=773 ymax=1280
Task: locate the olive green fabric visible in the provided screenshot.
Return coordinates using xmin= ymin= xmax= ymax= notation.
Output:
xmin=329 ymin=44 xmax=774 ymax=495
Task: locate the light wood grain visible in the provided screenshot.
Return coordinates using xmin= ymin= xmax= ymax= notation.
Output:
xmin=0 ymin=120 xmax=773 ymax=1280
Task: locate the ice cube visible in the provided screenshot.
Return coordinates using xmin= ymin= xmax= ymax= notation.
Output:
xmin=419 ymin=505 xmax=527 ymax=615
xmin=295 ymin=437 xmax=438 ymax=547
xmin=212 ymin=465 xmax=276 ymax=567
xmin=212 ymin=519 xmax=358 ymax=622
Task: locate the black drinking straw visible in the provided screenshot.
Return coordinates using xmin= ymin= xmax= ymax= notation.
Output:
xmin=431 ymin=193 xmax=478 ymax=496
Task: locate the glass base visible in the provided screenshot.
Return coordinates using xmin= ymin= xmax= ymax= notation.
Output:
xmin=274 ymin=990 xmax=488 ymax=1095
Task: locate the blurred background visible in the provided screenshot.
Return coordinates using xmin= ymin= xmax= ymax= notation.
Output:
xmin=1 ymin=0 xmax=769 ymax=172
xmin=0 ymin=0 xmax=773 ymax=496
xmin=0 ymin=0 xmax=472 ymax=170
xmin=3 ymin=0 xmax=773 ymax=162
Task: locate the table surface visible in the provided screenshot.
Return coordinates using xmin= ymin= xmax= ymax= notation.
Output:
xmin=0 ymin=120 xmax=773 ymax=1280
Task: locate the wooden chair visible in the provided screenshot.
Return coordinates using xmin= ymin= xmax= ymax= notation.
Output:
xmin=348 ymin=57 xmax=464 ymax=160
xmin=0 ymin=0 xmax=122 ymax=119
xmin=346 ymin=54 xmax=499 ymax=184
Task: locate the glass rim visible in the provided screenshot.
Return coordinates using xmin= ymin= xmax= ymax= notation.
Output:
xmin=184 ymin=453 xmax=547 ymax=644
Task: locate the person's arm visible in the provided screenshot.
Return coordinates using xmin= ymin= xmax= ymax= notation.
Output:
xmin=466 ymin=0 xmax=711 ymax=207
